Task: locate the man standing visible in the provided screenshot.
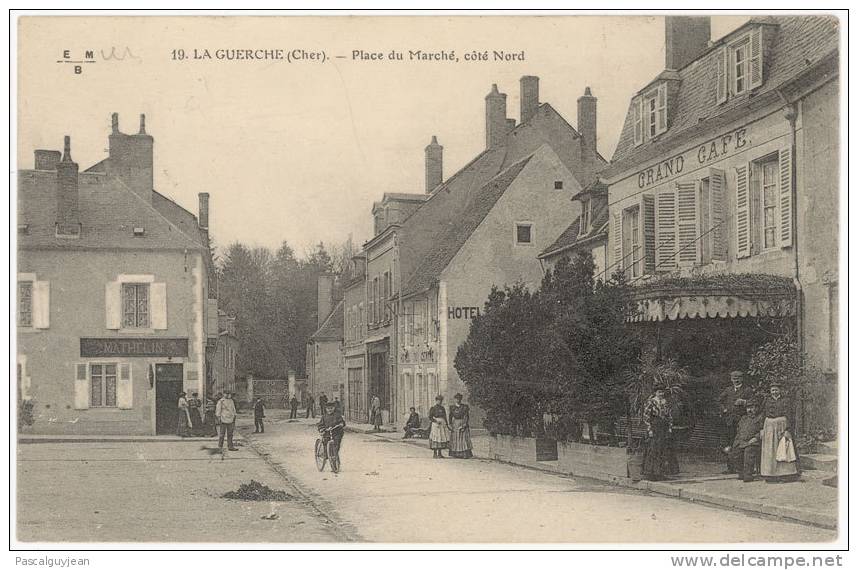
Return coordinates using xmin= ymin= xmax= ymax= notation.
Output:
xmin=253 ymin=397 xmax=265 ymax=433
xmin=216 ymin=390 xmax=238 ymax=451
xmin=727 ymin=401 xmax=763 ymax=482
xmin=318 ymin=393 xmax=328 ymax=415
xmin=306 ymin=394 xmax=316 ymax=418
xmin=719 ymin=371 xmax=754 ymax=473
xmin=289 ymin=395 xmax=299 ymax=419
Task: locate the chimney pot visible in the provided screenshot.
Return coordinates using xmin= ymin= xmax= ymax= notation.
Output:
xmin=425 ymin=136 xmax=443 ymax=194
xmin=62 ymin=136 xmax=72 ymax=162
xmin=520 ymin=75 xmax=540 ymax=124
xmin=56 ymin=136 xmax=80 ymax=236
xmin=139 ymin=114 xmax=146 ymax=134
xmin=111 ymin=112 xmax=119 ymax=134
xmin=577 ymin=87 xmax=598 ymax=167
xmin=664 ymin=16 xmax=711 ymax=70
xmin=485 ymin=84 xmax=508 ymax=149
xmin=198 ymin=192 xmax=210 ymax=230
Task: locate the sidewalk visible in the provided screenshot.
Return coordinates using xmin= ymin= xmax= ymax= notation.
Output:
xmin=18 ymin=434 xmax=217 ymax=443
xmin=356 ymin=427 xmax=838 ymax=530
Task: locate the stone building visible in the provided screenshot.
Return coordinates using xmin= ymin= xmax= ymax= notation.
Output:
xmin=342 ymin=252 xmax=368 ymax=422
xmin=306 ymin=274 xmax=344 ymax=407
xmin=601 ymin=16 xmax=839 ymax=445
xmin=17 ymin=114 xmax=219 ymax=435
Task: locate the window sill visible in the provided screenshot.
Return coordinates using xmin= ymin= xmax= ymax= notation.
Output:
xmin=117 ymin=328 xmax=157 ymax=334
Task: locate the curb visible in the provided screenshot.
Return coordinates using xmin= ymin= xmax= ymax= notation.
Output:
xmin=18 ymin=436 xmax=218 ymax=444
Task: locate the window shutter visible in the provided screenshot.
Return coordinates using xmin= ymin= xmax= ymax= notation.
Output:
xmin=749 ymin=26 xmax=764 ymax=90
xmin=74 ymin=363 xmax=89 ymax=410
xmin=612 ymin=211 xmax=623 ymax=274
xmin=33 ymin=280 xmax=50 ymax=329
xmin=779 ymin=147 xmax=793 ymax=248
xmin=716 ymin=47 xmax=728 ymax=104
xmin=151 ymin=282 xmax=168 ymax=329
xmin=676 ymin=182 xmax=700 ymax=266
xmin=641 ymin=195 xmax=656 ymax=275
xmin=105 ymin=281 xmax=121 ymax=329
xmin=655 ymin=189 xmax=677 ymax=270
xmin=633 ymin=97 xmax=643 ymax=146
xmin=117 ymin=363 xmax=133 ymax=409
xmin=735 ymin=164 xmax=752 ymax=258
xmin=656 ymin=83 xmax=668 ymax=135
xmin=709 ymin=168 xmax=728 ymax=261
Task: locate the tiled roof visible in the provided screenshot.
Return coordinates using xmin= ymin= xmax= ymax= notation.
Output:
xmin=311 ymin=300 xmax=344 ymax=341
xmin=152 ymin=190 xmax=207 ymax=248
xmin=400 ymin=156 xmax=532 ymax=297
xmin=605 ymin=16 xmax=839 ymax=177
xmin=539 ymin=199 xmax=609 ymax=259
xmin=17 ymin=170 xmax=204 ymax=251
xmin=384 ymin=192 xmax=428 ymax=202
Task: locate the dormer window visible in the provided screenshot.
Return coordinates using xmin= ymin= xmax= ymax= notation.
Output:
xmin=579 ymin=198 xmax=591 ymax=236
xmin=633 ymin=83 xmax=667 ymax=146
xmin=717 ymin=26 xmax=764 ymax=104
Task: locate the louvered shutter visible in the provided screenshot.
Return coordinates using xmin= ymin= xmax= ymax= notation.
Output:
xmin=709 ymin=168 xmax=728 ymax=261
xmin=33 ymin=281 xmax=50 ymax=329
xmin=641 ymin=195 xmax=656 ymax=275
xmin=656 ymin=83 xmax=668 ymax=135
xmin=105 ymin=282 xmax=121 ymax=329
xmin=633 ymin=97 xmax=643 ymax=146
xmin=151 ymin=282 xmax=168 ymax=330
xmin=676 ymin=182 xmax=700 ymax=266
xmin=612 ymin=211 xmax=623 ymax=274
xmin=655 ymin=189 xmax=677 ymax=270
xmin=779 ymin=147 xmax=793 ymax=248
xmin=749 ymin=27 xmax=764 ymax=90
xmin=74 ymin=363 xmax=89 ymax=410
xmin=117 ymin=363 xmax=133 ymax=409
xmin=735 ymin=165 xmax=752 ymax=258
xmin=716 ymin=47 xmax=728 ymax=104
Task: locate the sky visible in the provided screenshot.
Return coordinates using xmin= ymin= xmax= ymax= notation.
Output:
xmin=17 ymin=15 xmax=749 ymax=255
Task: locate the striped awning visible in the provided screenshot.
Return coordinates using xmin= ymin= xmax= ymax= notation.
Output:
xmin=629 ymin=292 xmax=796 ymax=322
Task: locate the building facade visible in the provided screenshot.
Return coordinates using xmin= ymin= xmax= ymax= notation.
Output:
xmin=17 ymin=114 xmax=218 ymax=435
xmin=307 ymin=274 xmax=344 ymax=407
xmin=342 ymin=253 xmax=368 ymax=422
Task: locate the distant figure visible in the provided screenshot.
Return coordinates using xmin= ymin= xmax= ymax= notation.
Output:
xmin=253 ymin=397 xmax=266 ymax=433
xmin=289 ymin=396 xmax=299 ymax=419
xmin=727 ymin=401 xmax=763 ymax=482
xmin=204 ymin=395 xmax=218 ymax=437
xmin=642 ymin=385 xmax=678 ymax=481
xmin=177 ymin=392 xmax=191 ymax=437
xmin=318 ymin=393 xmax=328 ymax=416
xmin=188 ymin=392 xmax=203 ymax=435
xmin=306 ymin=395 xmax=316 ymax=418
xmin=428 ymin=395 xmax=449 ymax=459
xmin=719 ymin=371 xmax=754 ymax=473
xmin=403 ymin=407 xmax=421 ymax=439
xmin=370 ymin=394 xmax=382 ymax=432
xmin=334 ymin=397 xmax=342 ymax=415
xmin=760 ymin=383 xmax=800 ymax=483
xmin=216 ymin=391 xmax=238 ymax=451
xmin=448 ymin=393 xmax=473 ymax=459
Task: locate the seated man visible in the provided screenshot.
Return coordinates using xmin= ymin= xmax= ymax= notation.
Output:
xmin=317 ymin=400 xmax=346 ymax=456
xmin=403 ymin=407 xmax=421 ymax=438
xmin=727 ymin=400 xmax=763 ymax=482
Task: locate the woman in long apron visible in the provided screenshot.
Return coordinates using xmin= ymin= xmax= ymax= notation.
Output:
xmin=448 ymin=393 xmax=473 ymax=459
xmin=759 ymin=383 xmax=800 ymax=483
xmin=428 ymin=395 xmax=450 ymax=459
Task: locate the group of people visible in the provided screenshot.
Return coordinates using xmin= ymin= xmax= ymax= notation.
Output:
xmin=641 ymin=371 xmax=800 ymax=484
xmin=422 ymin=393 xmax=473 ymax=459
xmin=177 ymin=390 xmax=238 ymax=451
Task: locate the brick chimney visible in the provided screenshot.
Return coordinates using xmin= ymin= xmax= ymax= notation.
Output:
xmin=198 ymin=192 xmax=210 ymax=230
xmin=35 ymin=149 xmax=61 ymax=171
xmin=485 ymin=84 xmax=508 ymax=149
xmin=56 ymin=136 xmax=80 ymax=236
xmin=107 ymin=112 xmax=154 ymax=202
xmin=424 ymin=136 xmax=443 ymax=193
xmin=317 ymin=274 xmax=334 ymax=328
xmin=577 ymin=87 xmax=598 ymax=163
xmin=520 ymin=75 xmax=539 ymax=124
xmin=665 ymin=16 xmax=711 ymax=71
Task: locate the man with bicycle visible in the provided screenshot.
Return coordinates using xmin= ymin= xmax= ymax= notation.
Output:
xmin=317 ymin=400 xmax=346 ymax=459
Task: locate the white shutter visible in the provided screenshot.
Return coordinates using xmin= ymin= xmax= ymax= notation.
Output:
xmin=151 ymin=283 xmax=168 ymax=330
xmin=117 ymin=363 xmax=133 ymax=409
xmin=735 ymin=165 xmax=752 ymax=258
xmin=749 ymin=27 xmax=764 ymax=90
xmin=709 ymin=168 xmax=728 ymax=261
xmin=612 ymin=211 xmax=623 ymax=274
xmin=33 ymin=281 xmax=50 ymax=329
xmin=716 ymin=47 xmax=728 ymax=104
xmin=74 ymin=363 xmax=89 ymax=410
xmin=779 ymin=147 xmax=793 ymax=248
xmin=641 ymin=195 xmax=656 ymax=275
xmin=656 ymin=83 xmax=668 ymax=135
xmin=655 ymin=189 xmax=677 ymax=270
xmin=633 ymin=97 xmax=643 ymax=146
xmin=676 ymin=182 xmax=700 ymax=266
xmin=105 ymin=282 xmax=121 ymax=329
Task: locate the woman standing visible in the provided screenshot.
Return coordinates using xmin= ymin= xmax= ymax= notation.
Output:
xmin=204 ymin=394 xmax=219 ymax=437
xmin=448 ymin=393 xmax=473 ymax=459
xmin=177 ymin=392 xmax=191 ymax=437
xmin=428 ymin=395 xmax=450 ymax=459
xmin=760 ymin=383 xmax=800 ymax=483
xmin=642 ymin=385 xmax=675 ymax=481
xmin=188 ymin=392 xmax=204 ymax=435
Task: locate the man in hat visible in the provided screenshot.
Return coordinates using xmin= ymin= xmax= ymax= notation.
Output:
xmin=719 ymin=371 xmax=754 ymax=473
xmin=317 ymin=400 xmax=346 ymax=458
xmin=727 ymin=400 xmax=763 ymax=482
xmin=216 ymin=390 xmax=238 ymax=451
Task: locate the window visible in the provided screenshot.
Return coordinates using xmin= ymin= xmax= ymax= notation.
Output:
xmin=515 ymin=223 xmax=533 ymax=245
xmin=122 ymin=283 xmax=150 ymax=328
xmin=731 ymin=37 xmax=750 ymax=96
xmin=415 ymin=301 xmax=427 ymax=343
xmin=554 ymin=180 xmax=563 ymax=190
xmin=18 ymin=282 xmax=33 ymax=327
xmin=383 ymin=271 xmax=391 ymax=321
xmin=634 ymin=83 xmax=668 ymax=146
xmin=90 ymin=363 xmax=118 ymax=407
xmin=623 ymin=206 xmax=641 ymax=277
xmin=761 ymin=159 xmax=778 ymax=250
xmin=579 ymin=199 xmax=590 ymax=236
xmin=719 ymin=27 xmax=764 ymax=103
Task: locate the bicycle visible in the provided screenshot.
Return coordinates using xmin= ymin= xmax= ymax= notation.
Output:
xmin=315 ymin=424 xmax=344 ymax=473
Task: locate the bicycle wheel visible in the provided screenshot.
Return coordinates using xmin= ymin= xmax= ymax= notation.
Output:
xmin=327 ymin=440 xmax=340 ymax=473
xmin=314 ymin=438 xmax=327 ymax=471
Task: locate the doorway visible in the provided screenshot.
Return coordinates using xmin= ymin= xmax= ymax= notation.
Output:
xmin=155 ymin=363 xmax=184 ymax=435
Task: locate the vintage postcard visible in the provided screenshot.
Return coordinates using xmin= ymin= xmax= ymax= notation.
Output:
xmin=12 ymin=12 xmax=844 ymax=548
